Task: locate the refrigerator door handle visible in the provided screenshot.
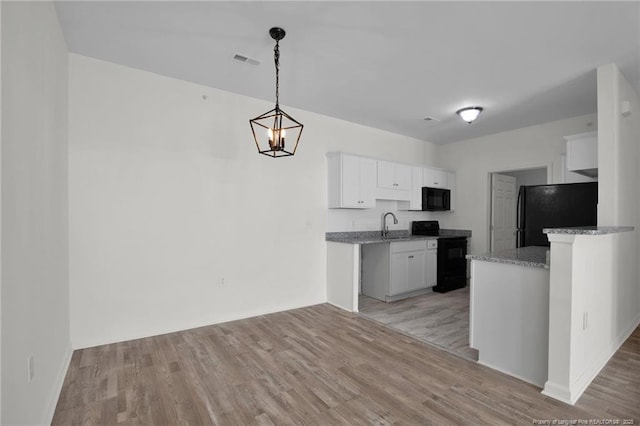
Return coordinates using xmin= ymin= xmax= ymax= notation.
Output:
xmin=516 ymin=188 xmax=523 ymax=247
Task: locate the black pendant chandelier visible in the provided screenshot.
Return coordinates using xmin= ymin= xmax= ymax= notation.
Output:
xmin=250 ymin=27 xmax=303 ymax=158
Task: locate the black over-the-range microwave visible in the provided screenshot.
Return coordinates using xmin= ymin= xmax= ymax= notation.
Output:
xmin=422 ymin=187 xmax=451 ymax=211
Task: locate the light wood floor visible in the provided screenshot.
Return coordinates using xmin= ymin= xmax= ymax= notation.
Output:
xmin=359 ymin=286 xmax=478 ymax=361
xmin=53 ymin=304 xmax=640 ymax=425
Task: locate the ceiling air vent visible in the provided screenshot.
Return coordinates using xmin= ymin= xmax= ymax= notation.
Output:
xmin=233 ymin=53 xmax=260 ymax=66
xmin=423 ymin=116 xmax=440 ymax=123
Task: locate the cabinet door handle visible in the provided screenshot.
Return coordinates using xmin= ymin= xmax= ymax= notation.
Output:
xmin=408 ymin=255 xmax=414 ymax=258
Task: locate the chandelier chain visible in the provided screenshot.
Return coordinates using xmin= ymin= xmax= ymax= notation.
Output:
xmin=274 ymin=40 xmax=280 ymax=108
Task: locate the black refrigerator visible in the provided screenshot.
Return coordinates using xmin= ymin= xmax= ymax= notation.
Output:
xmin=516 ymin=182 xmax=598 ymax=247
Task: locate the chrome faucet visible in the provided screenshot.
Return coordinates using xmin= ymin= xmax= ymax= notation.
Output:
xmin=381 ymin=212 xmax=399 ymax=238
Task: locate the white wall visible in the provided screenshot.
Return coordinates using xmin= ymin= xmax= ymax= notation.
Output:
xmin=596 ymin=63 xmax=640 ymax=355
xmin=597 ymin=64 xmax=639 ymax=227
xmin=1 ymin=2 xmax=71 ymax=425
xmin=597 ymin=62 xmax=640 ymax=344
xmin=437 ymin=114 xmax=597 ymax=254
xmin=503 ymin=168 xmax=547 ymax=187
xmin=68 ymin=54 xmax=438 ymax=349
xmin=500 ymin=167 xmax=547 ymax=196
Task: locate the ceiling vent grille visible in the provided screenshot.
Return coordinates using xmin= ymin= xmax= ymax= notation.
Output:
xmin=423 ymin=116 xmax=440 ymax=123
xmin=233 ymin=54 xmax=260 ymax=66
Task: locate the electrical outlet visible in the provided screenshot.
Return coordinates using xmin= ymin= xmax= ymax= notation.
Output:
xmin=27 ymin=355 xmax=35 ymax=383
xmin=220 ymin=277 xmax=225 ymax=286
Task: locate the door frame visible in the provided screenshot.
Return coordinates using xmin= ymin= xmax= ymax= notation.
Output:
xmin=486 ymin=163 xmax=552 ymax=252
xmin=490 ymin=173 xmax=517 ymax=252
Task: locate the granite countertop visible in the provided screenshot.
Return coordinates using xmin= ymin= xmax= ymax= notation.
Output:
xmin=466 ymin=246 xmax=549 ymax=269
xmin=543 ymin=226 xmax=635 ymax=235
xmin=325 ymin=229 xmax=471 ymax=245
xmin=439 ymin=229 xmax=473 ymax=238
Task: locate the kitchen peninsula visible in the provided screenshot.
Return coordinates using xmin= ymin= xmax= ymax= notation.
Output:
xmin=467 ymin=225 xmax=637 ymax=405
xmin=467 ymin=246 xmax=550 ymax=387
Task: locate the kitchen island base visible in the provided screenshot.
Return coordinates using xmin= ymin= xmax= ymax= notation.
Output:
xmin=469 ymin=250 xmax=550 ymax=388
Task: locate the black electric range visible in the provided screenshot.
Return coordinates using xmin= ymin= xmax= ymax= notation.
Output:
xmin=411 ymin=221 xmax=467 ymax=293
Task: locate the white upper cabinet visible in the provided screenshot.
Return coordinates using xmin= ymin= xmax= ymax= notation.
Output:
xmin=376 ymin=161 xmax=411 ymax=201
xmin=377 ymin=161 xmax=396 ymax=189
xmin=396 ymin=165 xmax=412 ymax=189
xmin=424 ymin=167 xmax=448 ymax=188
xmin=409 ymin=166 xmax=424 ymax=210
xmin=565 ymin=131 xmax=597 ymax=178
xmin=398 ymin=166 xmax=457 ymax=211
xmin=327 ymin=153 xmax=376 ymax=208
xmin=447 ymin=171 xmax=456 ymax=211
xmin=377 ymin=161 xmax=411 ymax=190
xmin=328 ymin=152 xmax=455 ymax=211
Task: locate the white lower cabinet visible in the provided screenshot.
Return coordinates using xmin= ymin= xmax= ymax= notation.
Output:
xmin=390 ymin=249 xmax=426 ymax=295
xmin=362 ymin=240 xmax=435 ymax=302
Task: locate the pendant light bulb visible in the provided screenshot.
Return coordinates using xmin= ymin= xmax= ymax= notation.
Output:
xmin=267 ymin=128 xmax=286 ymax=139
xmin=267 ymin=127 xmax=286 ymax=151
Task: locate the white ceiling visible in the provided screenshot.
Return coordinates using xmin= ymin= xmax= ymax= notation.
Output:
xmin=54 ymin=1 xmax=640 ymax=144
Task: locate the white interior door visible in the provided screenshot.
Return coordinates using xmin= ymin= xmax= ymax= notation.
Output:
xmin=491 ymin=174 xmax=517 ymax=252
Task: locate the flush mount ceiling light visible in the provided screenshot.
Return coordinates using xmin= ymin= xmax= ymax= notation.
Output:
xmin=249 ymin=27 xmax=303 ymax=158
xmin=456 ymin=106 xmax=483 ymax=124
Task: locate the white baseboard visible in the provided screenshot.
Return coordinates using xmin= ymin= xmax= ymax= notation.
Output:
xmin=327 ymin=301 xmax=356 ymax=313
xmin=477 ymin=359 xmax=545 ymax=388
xmin=541 ymin=381 xmax=573 ymax=405
xmin=72 ymin=299 xmax=327 ymax=350
xmin=45 ymin=343 xmax=73 ymax=425
xmin=544 ymin=312 xmax=640 ymax=406
xmin=569 ymin=312 xmax=640 ymax=404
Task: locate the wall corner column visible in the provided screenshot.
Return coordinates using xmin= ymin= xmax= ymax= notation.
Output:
xmin=542 ymin=233 xmax=577 ymax=404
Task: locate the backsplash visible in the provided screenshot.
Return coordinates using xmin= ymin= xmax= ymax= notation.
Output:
xmin=326 ymin=199 xmax=451 ymax=232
